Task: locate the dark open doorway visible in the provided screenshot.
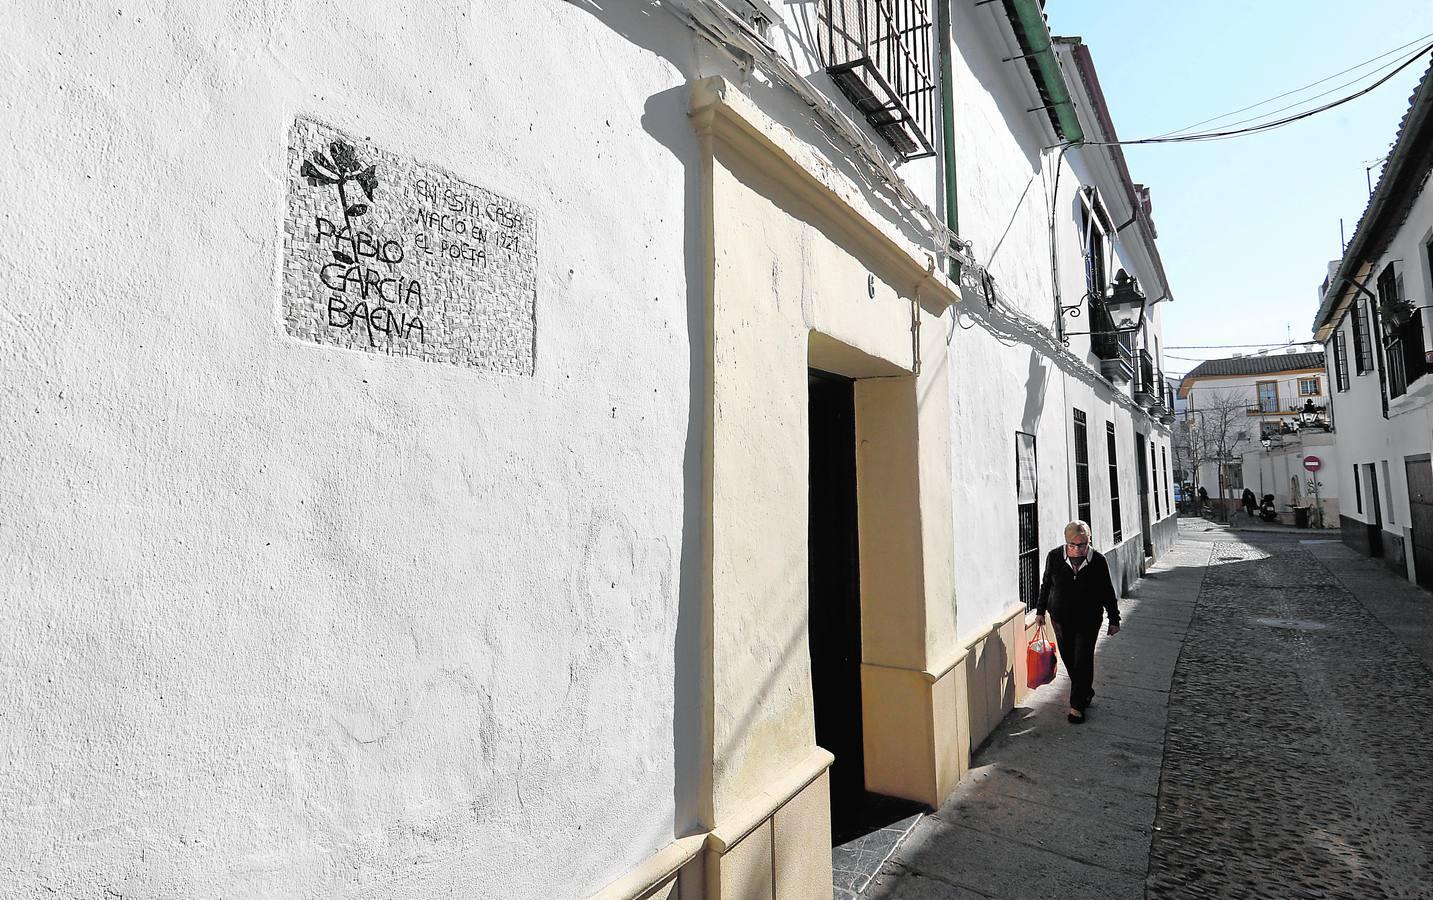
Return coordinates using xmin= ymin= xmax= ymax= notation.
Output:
xmin=807 ymin=369 xmax=865 ymax=839
xmin=807 ymin=369 xmax=924 ymax=853
xmin=1367 ymin=463 xmax=1385 ymax=558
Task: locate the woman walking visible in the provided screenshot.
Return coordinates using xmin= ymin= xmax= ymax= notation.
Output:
xmin=1034 ymin=521 xmax=1120 ymax=724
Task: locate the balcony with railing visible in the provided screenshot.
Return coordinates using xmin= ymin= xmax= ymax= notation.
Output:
xmin=1134 ymin=350 xmax=1157 ymax=407
xmin=1085 ymin=299 xmax=1134 ymax=384
xmin=1245 ymin=401 xmax=1329 ymax=417
xmin=1386 ymin=311 xmax=1430 ymax=400
xmin=1149 ymin=368 xmax=1168 ymax=414
xmin=1247 ymin=401 xmax=1333 ymax=436
xmin=821 ymin=0 xmax=937 ymax=161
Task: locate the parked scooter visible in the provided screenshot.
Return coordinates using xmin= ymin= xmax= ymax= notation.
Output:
xmin=1257 ymin=494 xmax=1279 ymax=522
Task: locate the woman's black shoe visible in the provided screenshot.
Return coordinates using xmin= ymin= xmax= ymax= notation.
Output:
xmin=1067 ymin=711 xmax=1085 ymax=724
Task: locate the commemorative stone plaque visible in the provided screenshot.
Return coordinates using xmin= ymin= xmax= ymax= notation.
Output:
xmin=282 ymin=116 xmax=536 ymax=375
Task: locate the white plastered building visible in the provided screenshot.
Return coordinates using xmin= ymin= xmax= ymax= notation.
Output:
xmin=1313 ymin=59 xmax=1433 ymax=588
xmin=1175 ymin=350 xmax=1334 ymax=520
xmin=1 ymin=2 xmax=1181 ymax=897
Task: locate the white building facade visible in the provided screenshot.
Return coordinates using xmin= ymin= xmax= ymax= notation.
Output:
xmin=1 ymin=2 xmax=1178 ymax=897
xmin=1176 ymin=350 xmax=1334 ymax=522
xmin=1313 ymin=60 xmax=1433 ymax=589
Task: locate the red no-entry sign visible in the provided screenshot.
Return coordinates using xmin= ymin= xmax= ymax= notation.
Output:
xmin=1304 ymin=455 xmax=1322 ymax=472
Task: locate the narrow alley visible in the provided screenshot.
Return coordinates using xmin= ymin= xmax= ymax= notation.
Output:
xmin=862 ymin=519 xmax=1433 ymax=899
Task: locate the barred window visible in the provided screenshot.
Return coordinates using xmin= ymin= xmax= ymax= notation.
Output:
xmin=1016 ymin=432 xmax=1039 ymax=609
xmin=821 ymin=0 xmax=937 ymax=160
xmin=1073 ymin=409 xmax=1092 ymax=533
xmin=1162 ymin=446 xmax=1171 ymax=514
xmin=1352 ymin=299 xmax=1373 ymax=374
xmin=1332 ymin=331 xmax=1349 ymax=392
xmin=1107 ymin=422 xmax=1122 ymax=543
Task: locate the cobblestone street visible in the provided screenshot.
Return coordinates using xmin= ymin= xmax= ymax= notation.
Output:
xmin=864 ymin=521 xmax=1433 ymax=899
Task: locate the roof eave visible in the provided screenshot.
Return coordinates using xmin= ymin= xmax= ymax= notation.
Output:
xmin=1313 ymin=59 xmax=1433 ymax=333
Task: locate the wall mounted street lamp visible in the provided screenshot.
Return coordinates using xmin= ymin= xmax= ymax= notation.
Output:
xmin=1060 ymin=269 xmax=1149 ymax=344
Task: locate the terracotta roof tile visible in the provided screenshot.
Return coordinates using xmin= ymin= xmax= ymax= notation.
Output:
xmin=1183 ymin=352 xmax=1325 ymax=380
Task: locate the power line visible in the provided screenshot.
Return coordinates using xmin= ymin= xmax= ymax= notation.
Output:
xmin=1153 ymin=31 xmax=1433 ymax=138
xmin=1166 ymin=341 xmax=1319 ymax=350
xmin=1080 ymin=42 xmax=1433 ymax=147
xmin=1188 ymin=51 xmax=1418 ymax=136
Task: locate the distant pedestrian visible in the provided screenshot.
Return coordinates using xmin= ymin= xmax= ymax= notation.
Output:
xmin=1035 ymin=521 xmax=1120 ymax=724
xmin=1242 ymin=488 xmax=1256 ymax=517
xmin=1197 ymin=485 xmax=1209 ymax=509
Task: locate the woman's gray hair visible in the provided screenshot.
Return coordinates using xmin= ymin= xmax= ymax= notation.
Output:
xmin=1063 ymin=521 xmax=1092 ymax=540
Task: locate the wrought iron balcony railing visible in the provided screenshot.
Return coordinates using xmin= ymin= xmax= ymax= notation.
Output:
xmin=1245 ymin=402 xmax=1329 ymax=416
xmin=1134 ymin=350 xmax=1157 ymax=406
xmin=1386 ymin=311 xmax=1430 ymax=399
xmin=1150 ymin=368 xmax=1167 ymax=412
xmin=821 ymin=0 xmax=937 ymax=161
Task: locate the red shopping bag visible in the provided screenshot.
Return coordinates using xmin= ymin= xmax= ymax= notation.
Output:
xmin=1026 ymin=623 xmax=1058 ymax=690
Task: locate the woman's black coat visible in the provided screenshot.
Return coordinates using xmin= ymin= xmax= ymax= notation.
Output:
xmin=1035 ymin=548 xmax=1120 ymax=628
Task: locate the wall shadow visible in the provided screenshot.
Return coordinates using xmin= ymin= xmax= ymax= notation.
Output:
xmin=639 ymin=82 xmax=708 ymax=837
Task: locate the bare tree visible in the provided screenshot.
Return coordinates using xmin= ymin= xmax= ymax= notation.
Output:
xmin=1179 ymin=390 xmax=1251 ymax=522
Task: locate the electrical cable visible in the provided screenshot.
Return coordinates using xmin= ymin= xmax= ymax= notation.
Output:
xmin=650 ymin=0 xmax=1288 ymax=427
xmin=1153 ymin=31 xmax=1433 ymax=138
xmin=659 ymin=0 xmax=967 ymax=261
xmin=1078 ymin=42 xmax=1433 ymax=147
xmin=1184 ymin=51 xmax=1419 ymax=136
xmin=1167 ymin=341 xmax=1317 ymax=349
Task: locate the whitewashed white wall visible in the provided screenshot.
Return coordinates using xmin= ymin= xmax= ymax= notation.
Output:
xmin=944 ymin=11 xmax=1170 ymax=639
xmin=0 ymin=0 xmax=1182 ymax=894
xmin=0 ymin=1 xmax=717 ymax=896
xmin=1325 ymin=179 xmax=1433 ymax=534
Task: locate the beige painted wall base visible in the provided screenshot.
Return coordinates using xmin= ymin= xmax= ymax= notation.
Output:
xmin=597 ymin=602 xmax=1050 ymax=898
xmin=592 ymin=751 xmax=833 ymax=900
xmin=861 ymin=602 xmax=1026 ymax=808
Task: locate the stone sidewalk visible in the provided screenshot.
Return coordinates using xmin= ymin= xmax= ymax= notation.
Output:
xmin=860 ymin=533 xmax=1206 ymax=898
xmin=862 ymin=520 xmax=1433 ymax=898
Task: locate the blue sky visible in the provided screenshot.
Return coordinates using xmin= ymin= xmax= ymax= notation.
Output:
xmin=1044 ymin=2 xmax=1433 ymax=378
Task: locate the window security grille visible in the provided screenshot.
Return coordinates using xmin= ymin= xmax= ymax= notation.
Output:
xmin=1162 ymin=446 xmax=1171 ymax=513
xmin=1016 ymin=432 xmax=1038 ymax=609
xmin=821 ymin=0 xmax=937 ymax=161
xmin=1353 ymin=299 xmax=1373 ymax=374
xmin=1014 ymin=432 xmax=1037 ymax=607
xmin=1333 ymin=331 xmax=1349 ymax=392
xmin=1107 ymin=422 xmax=1122 ymax=543
xmin=1018 ymin=503 xmax=1039 ymax=609
xmin=1073 ymin=409 xmax=1092 ymax=532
